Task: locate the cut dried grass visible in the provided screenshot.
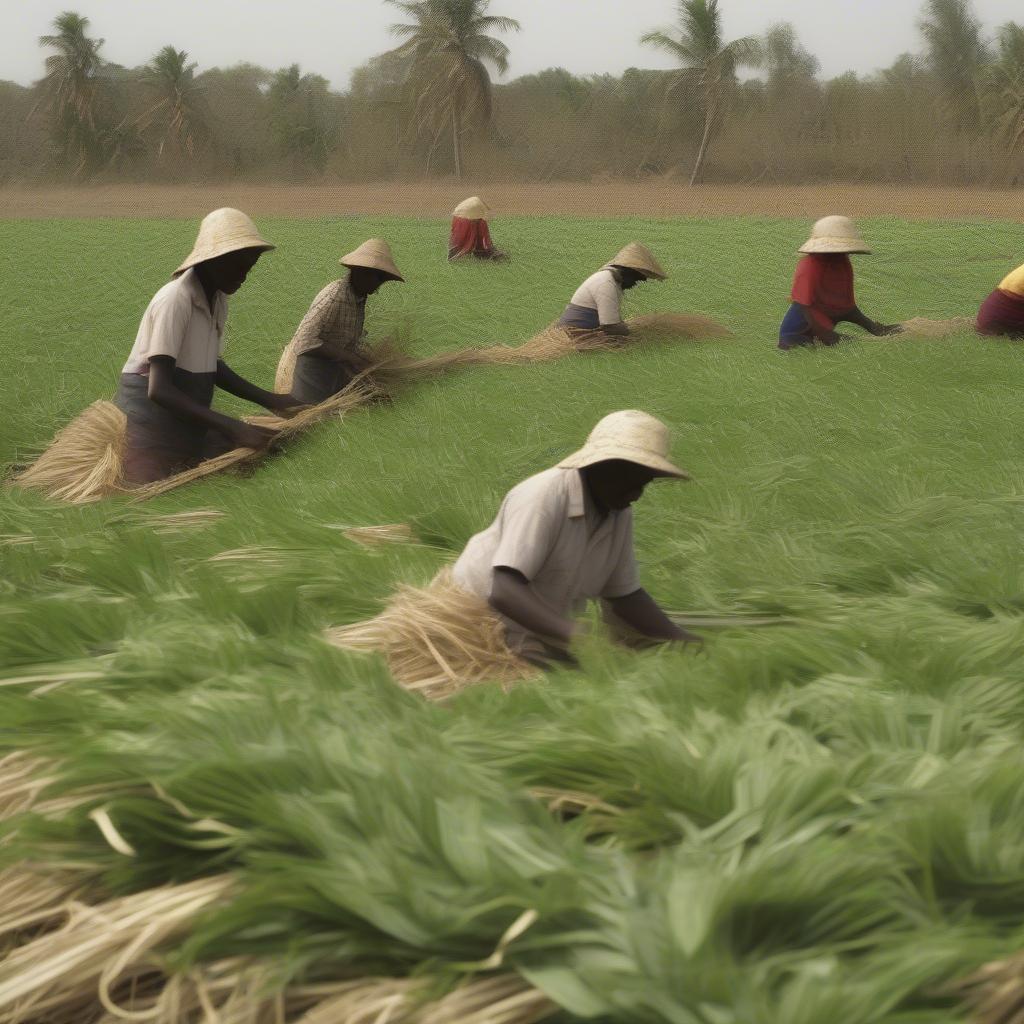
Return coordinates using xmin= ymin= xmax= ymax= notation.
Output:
xmin=341 ymin=523 xmax=417 ymax=547
xmin=11 ymin=401 xmax=127 ymax=504
xmin=474 ymin=312 xmax=730 ymax=365
xmin=325 ymin=568 xmax=537 ymax=700
xmin=0 ymin=874 xmax=236 ymax=1024
xmin=948 ymin=950 xmax=1024 ymax=1024
xmin=900 ymin=316 xmax=978 ymax=337
xmin=296 ymin=974 xmax=556 ymax=1024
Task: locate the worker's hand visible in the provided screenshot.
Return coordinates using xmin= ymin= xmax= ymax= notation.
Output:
xmin=265 ymin=393 xmax=307 ymax=418
xmin=228 ymin=422 xmax=277 ymax=450
xmin=872 ymin=322 xmax=903 ymax=337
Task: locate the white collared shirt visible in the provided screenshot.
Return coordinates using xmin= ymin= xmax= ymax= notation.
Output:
xmin=452 ymin=467 xmax=641 ymax=652
xmin=568 ymin=268 xmax=623 ymax=325
xmin=122 ymin=268 xmax=227 ymax=375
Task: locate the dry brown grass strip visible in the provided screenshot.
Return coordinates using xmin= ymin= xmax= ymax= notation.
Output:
xmin=947 ymin=950 xmax=1024 ymax=1024
xmin=325 ymin=569 xmax=537 ymax=700
xmin=0 ymin=874 xmax=237 ymax=1024
xmin=11 ymin=401 xmax=127 ymax=504
xmin=899 ymin=316 xmax=978 ymax=337
xmin=342 ymin=523 xmax=417 ymax=547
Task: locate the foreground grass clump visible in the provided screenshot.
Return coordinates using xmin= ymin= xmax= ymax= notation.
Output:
xmin=2 ymin=214 xmax=1024 ymax=1021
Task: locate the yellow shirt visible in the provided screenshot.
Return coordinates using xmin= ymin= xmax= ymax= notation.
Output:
xmin=999 ymin=263 xmax=1024 ymax=298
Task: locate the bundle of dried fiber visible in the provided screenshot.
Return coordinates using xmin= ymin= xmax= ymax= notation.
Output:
xmin=11 ymin=401 xmax=127 ymax=504
xmin=325 ymin=568 xmax=537 ymax=700
xmin=626 ymin=312 xmax=732 ymax=339
xmin=130 ymin=379 xmax=382 ymax=502
xmin=342 ymin=523 xmax=417 ymax=547
xmin=0 ymin=751 xmax=56 ymax=822
xmin=475 ymin=312 xmax=731 ymax=365
xmin=947 ymin=950 xmax=1024 ymax=1024
xmin=296 ymin=973 xmax=556 ymax=1024
xmin=900 ymin=316 xmax=977 ymax=337
xmin=0 ymin=874 xmax=236 ymax=1024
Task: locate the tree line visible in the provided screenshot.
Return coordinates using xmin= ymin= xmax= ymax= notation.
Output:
xmin=2 ymin=0 xmax=1023 ymax=186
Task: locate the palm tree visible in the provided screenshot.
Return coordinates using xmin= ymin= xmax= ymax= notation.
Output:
xmin=918 ymin=0 xmax=986 ymax=131
xmin=386 ymin=0 xmax=520 ymax=179
xmin=139 ymin=46 xmax=210 ymax=164
xmin=641 ymin=0 xmax=761 ymax=186
xmin=37 ymin=11 xmax=109 ymax=175
xmin=982 ymin=23 xmax=1024 ymax=162
xmin=267 ymin=64 xmax=338 ymax=177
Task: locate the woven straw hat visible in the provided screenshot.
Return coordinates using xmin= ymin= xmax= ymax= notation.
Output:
xmin=798 ymin=216 xmax=871 ymax=255
xmin=452 ymin=196 xmax=489 ymax=219
xmin=173 ymin=208 xmax=274 ymax=277
xmin=340 ymin=239 xmax=404 ymax=282
xmin=558 ymin=410 xmax=690 ymax=480
xmin=607 ymin=242 xmax=668 ymax=281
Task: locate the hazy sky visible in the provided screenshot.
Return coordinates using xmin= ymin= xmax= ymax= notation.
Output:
xmin=3 ymin=0 xmax=1022 ymax=91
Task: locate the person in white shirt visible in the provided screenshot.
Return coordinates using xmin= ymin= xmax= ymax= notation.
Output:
xmin=557 ymin=243 xmax=668 ymax=336
xmin=453 ymin=409 xmax=702 ymax=666
xmin=114 ymin=208 xmax=302 ymax=484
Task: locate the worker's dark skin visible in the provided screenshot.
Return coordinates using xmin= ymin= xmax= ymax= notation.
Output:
xmin=798 ymin=303 xmax=903 ymax=344
xmin=600 ymin=267 xmax=648 ymax=337
xmin=331 ymin=266 xmax=400 ymax=376
xmin=146 ymin=247 xmax=302 ymax=450
xmin=488 ymin=459 xmax=703 ymax=663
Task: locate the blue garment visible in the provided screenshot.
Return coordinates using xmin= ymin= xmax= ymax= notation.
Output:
xmin=778 ymin=303 xmax=814 ymax=349
xmin=558 ymin=303 xmax=600 ymax=329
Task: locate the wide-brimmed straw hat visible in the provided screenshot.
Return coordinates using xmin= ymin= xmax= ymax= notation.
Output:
xmin=340 ymin=239 xmax=405 ymax=282
xmin=798 ymin=216 xmax=871 ymax=255
xmin=558 ymin=410 xmax=690 ymax=480
xmin=607 ymin=242 xmax=668 ymax=281
xmin=173 ymin=208 xmax=275 ymax=277
xmin=452 ymin=196 xmax=489 ymax=220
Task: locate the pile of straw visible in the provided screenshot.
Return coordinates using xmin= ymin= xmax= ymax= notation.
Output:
xmin=948 ymin=950 xmax=1024 ymax=1024
xmin=899 ymin=316 xmax=977 ymax=337
xmin=325 ymin=569 xmax=537 ymax=700
xmin=11 ymin=401 xmax=127 ymax=505
xmin=474 ymin=312 xmax=731 ymax=365
xmin=13 ymin=312 xmax=724 ymax=507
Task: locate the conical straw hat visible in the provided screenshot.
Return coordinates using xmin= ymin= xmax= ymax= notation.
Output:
xmin=340 ymin=239 xmax=404 ymax=282
xmin=452 ymin=196 xmax=489 ymax=219
xmin=607 ymin=242 xmax=668 ymax=281
xmin=558 ymin=410 xmax=690 ymax=479
xmin=798 ymin=215 xmax=871 ymax=255
xmin=173 ymin=208 xmax=275 ymax=277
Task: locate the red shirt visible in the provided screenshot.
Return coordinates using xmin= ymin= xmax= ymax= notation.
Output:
xmin=790 ymin=254 xmax=856 ymax=331
xmin=449 ymin=216 xmax=494 ymax=258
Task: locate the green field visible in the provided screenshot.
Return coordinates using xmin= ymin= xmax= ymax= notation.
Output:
xmin=4 ymin=215 xmax=1024 ymax=1022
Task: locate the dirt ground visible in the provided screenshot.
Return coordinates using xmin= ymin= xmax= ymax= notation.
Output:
xmin=1 ymin=181 xmax=1022 ymax=220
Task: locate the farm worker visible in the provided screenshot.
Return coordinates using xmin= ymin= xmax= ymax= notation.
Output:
xmin=451 ymin=410 xmax=703 ymax=667
xmin=448 ymin=196 xmax=506 ymax=261
xmin=114 ymin=208 xmax=301 ymax=485
xmin=557 ymin=243 xmax=667 ymax=336
xmin=284 ymin=239 xmax=405 ymax=405
xmin=778 ymin=216 xmax=902 ymax=350
xmin=976 ymin=261 xmax=1024 ymax=338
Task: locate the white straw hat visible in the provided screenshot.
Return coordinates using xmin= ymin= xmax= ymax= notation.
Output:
xmin=558 ymin=410 xmax=690 ymax=479
xmin=452 ymin=196 xmax=489 ymax=219
xmin=340 ymin=238 xmax=405 ymax=282
xmin=173 ymin=208 xmax=274 ymax=277
xmin=607 ymin=242 xmax=668 ymax=281
xmin=798 ymin=216 xmax=871 ymax=255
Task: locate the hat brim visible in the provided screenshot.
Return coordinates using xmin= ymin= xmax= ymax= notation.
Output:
xmin=174 ymin=241 xmax=275 ymax=277
xmin=340 ymin=258 xmax=404 ymax=283
xmin=558 ymin=446 xmax=690 ymax=480
xmin=798 ymin=238 xmax=871 ymax=255
xmin=610 ymin=264 xmax=668 ymax=281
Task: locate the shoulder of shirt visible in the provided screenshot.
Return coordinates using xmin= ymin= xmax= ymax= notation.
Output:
xmin=504 ymin=467 xmax=570 ymax=507
xmin=146 ymin=275 xmax=193 ymax=312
